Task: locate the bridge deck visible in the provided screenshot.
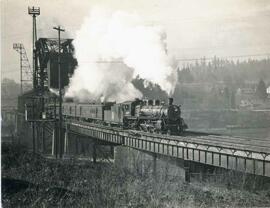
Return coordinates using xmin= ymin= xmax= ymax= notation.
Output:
xmin=65 ymin=120 xmax=270 ymax=177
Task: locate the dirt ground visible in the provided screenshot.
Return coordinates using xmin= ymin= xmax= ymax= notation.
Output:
xmin=2 ymin=143 xmax=270 ymax=208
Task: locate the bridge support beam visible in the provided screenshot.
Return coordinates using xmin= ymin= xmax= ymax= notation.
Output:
xmin=52 ymin=128 xmax=55 ymax=156
xmin=184 ymin=161 xmax=190 ymax=183
xmin=63 ymin=127 xmax=69 ymax=158
xmin=41 ymin=123 xmax=45 ymax=153
xmin=32 ymin=122 xmax=36 ymax=153
xmin=110 ymin=146 xmax=114 ymax=160
xmin=52 ymin=127 xmax=58 ymax=157
xmin=93 ymin=142 xmax=97 ymax=163
xmin=153 ymin=153 xmax=157 ymax=179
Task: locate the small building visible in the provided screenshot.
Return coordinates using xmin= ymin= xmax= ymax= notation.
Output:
xmin=267 ymin=86 xmax=270 ymax=96
xmin=235 ymin=86 xmax=270 ymax=109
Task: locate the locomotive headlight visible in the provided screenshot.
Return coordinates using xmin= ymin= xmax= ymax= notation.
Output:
xmin=42 ymin=112 xmax=46 ymax=119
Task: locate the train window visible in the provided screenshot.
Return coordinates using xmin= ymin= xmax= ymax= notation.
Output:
xmin=69 ymin=106 xmax=72 ymax=114
xmin=155 ymin=100 xmax=160 ymax=106
xmin=125 ymin=105 xmax=130 ymax=110
xmin=80 ymin=107 xmax=82 ymax=115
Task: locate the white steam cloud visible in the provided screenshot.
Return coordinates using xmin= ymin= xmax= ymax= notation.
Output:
xmin=66 ymin=8 xmax=177 ymax=102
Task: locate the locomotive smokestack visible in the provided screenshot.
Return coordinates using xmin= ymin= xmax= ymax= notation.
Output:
xmin=168 ymin=97 xmax=173 ymax=105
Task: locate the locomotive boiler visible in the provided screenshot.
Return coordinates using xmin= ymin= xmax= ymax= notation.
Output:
xmin=134 ymin=98 xmax=187 ymax=134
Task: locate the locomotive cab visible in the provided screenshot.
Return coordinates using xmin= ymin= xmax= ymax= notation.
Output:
xmin=122 ymin=99 xmax=142 ymax=117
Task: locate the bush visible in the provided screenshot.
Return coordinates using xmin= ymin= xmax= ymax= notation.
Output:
xmin=2 ymin=143 xmax=270 ymax=207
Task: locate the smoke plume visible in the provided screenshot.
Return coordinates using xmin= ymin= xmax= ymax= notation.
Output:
xmin=66 ymin=7 xmax=177 ymax=102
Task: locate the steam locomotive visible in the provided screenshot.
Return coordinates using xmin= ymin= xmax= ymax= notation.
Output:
xmin=63 ymin=98 xmax=188 ymax=134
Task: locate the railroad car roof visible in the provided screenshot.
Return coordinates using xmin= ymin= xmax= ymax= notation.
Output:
xmin=18 ymin=89 xmax=57 ymax=99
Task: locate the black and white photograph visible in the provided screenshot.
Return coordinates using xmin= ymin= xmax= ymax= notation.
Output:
xmin=1 ymin=0 xmax=270 ymax=207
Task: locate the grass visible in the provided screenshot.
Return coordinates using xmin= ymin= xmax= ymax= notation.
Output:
xmin=2 ymin=143 xmax=270 ymax=208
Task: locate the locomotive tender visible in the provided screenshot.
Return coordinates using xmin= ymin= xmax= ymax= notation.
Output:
xmin=63 ymin=98 xmax=187 ymax=134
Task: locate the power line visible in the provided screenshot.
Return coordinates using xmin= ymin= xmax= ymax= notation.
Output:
xmin=2 ymin=51 xmax=270 ymax=76
xmin=1 ymin=29 xmax=45 ymax=40
xmin=1 ymin=71 xmax=18 ymax=74
xmin=75 ymin=53 xmax=270 ymax=64
xmin=176 ymin=53 xmax=270 ymax=62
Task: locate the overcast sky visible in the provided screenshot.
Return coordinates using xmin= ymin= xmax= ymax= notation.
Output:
xmin=1 ymin=0 xmax=270 ymax=82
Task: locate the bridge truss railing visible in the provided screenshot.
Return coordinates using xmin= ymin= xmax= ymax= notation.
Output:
xmin=67 ymin=121 xmax=270 ymax=177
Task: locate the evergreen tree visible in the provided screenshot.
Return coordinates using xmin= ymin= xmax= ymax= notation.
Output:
xmin=178 ymin=67 xmax=194 ymax=83
xmin=256 ymin=79 xmax=267 ymax=100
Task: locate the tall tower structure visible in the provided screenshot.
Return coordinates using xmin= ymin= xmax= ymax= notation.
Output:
xmin=13 ymin=43 xmax=32 ymax=94
xmin=28 ymin=6 xmax=40 ymax=90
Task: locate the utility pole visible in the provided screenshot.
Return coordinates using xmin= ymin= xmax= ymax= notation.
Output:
xmin=53 ymin=26 xmax=65 ymax=158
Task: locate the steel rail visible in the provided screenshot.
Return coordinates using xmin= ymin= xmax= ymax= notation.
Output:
xmin=66 ymin=120 xmax=270 ymax=176
xmin=67 ymin=120 xmax=270 ymax=159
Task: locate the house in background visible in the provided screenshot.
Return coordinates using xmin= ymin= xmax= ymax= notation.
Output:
xmin=235 ymin=84 xmax=270 ymax=109
xmin=267 ymin=86 xmax=270 ymax=98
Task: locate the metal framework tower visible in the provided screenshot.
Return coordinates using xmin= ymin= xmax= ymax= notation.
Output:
xmin=28 ymin=6 xmax=40 ymax=90
xmin=13 ymin=43 xmax=32 ymax=94
xmin=22 ymin=6 xmax=76 ymax=157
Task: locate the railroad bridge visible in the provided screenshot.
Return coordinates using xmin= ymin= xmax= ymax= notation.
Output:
xmin=58 ymin=119 xmax=270 ymax=179
xmin=8 ymin=8 xmax=270 ymax=184
xmin=13 ymin=95 xmax=270 ymax=181
xmin=12 ymin=34 xmax=270 ymax=182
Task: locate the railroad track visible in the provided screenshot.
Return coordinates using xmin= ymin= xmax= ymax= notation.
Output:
xmin=67 ymin=120 xmax=270 ymax=155
xmin=135 ymin=130 xmax=270 ymax=154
